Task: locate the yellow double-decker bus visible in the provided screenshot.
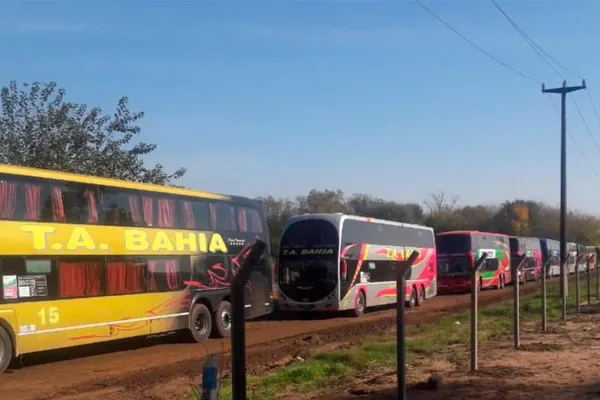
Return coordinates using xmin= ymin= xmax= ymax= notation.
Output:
xmin=0 ymin=165 xmax=274 ymax=372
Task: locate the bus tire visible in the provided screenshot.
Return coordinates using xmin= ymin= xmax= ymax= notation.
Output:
xmin=407 ymin=287 xmax=417 ymax=308
xmin=0 ymin=327 xmax=13 ymax=373
xmin=416 ymin=286 xmax=425 ymax=307
xmin=188 ymin=303 xmax=212 ymax=343
xmin=351 ymin=291 xmax=366 ymax=317
xmin=211 ymin=300 xmax=232 ymax=338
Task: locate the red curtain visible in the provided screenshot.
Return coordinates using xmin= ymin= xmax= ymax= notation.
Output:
xmin=25 ymin=184 xmax=41 ymax=221
xmin=51 ymin=186 xmax=65 ymax=222
xmin=158 ymin=198 xmax=175 ymax=228
xmin=107 ymin=261 xmax=144 ymax=295
xmin=182 ymin=200 xmax=195 ymax=229
xmin=85 ymin=190 xmax=99 ymax=224
xmin=251 ymin=209 xmax=263 ymax=233
xmin=142 ymin=196 xmax=153 ymax=226
xmin=128 ymin=195 xmax=141 ymax=225
xmin=148 ymin=260 xmax=158 ymax=292
xmin=59 ymin=262 xmax=103 ymax=298
xmin=165 ymin=260 xmax=180 ymax=290
xmin=238 ymin=208 xmax=248 ymax=233
xmin=209 ymin=203 xmax=216 ymax=230
xmin=0 ymin=182 xmax=17 ymax=219
xmin=228 ymin=206 xmax=236 ymax=231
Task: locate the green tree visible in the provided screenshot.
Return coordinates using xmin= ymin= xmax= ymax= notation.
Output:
xmin=0 ymin=81 xmax=186 ymax=184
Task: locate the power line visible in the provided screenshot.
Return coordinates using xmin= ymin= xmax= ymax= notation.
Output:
xmin=547 ymin=95 xmax=599 ymax=177
xmin=491 ymin=0 xmax=581 ymax=80
xmin=491 ymin=0 xmax=600 ymax=158
xmin=491 ymin=0 xmax=563 ymax=79
xmin=414 ymin=0 xmax=541 ymax=84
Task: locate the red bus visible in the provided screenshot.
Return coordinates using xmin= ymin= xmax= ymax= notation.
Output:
xmin=436 ymin=231 xmax=512 ymax=293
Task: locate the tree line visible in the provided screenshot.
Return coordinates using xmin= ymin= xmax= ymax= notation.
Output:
xmin=258 ymin=190 xmax=600 ymax=256
xmin=2 ymin=81 xmax=598 ymax=257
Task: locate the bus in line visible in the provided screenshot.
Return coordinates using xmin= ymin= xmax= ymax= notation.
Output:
xmin=276 ymin=214 xmax=437 ymax=317
xmin=0 ymin=165 xmax=274 ymax=373
xmin=539 ymin=238 xmax=560 ymax=277
xmin=436 ymin=230 xmax=511 ymax=293
xmin=566 ymin=242 xmax=578 ymax=274
xmin=509 ymin=236 xmax=542 ymax=283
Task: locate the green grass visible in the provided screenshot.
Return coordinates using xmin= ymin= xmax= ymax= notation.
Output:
xmin=188 ymin=274 xmax=598 ymax=400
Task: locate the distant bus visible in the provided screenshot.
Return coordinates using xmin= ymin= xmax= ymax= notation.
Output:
xmin=509 ymin=237 xmax=542 ymax=283
xmin=577 ymin=245 xmax=593 ymax=272
xmin=276 ymin=214 xmax=437 ymax=317
xmin=436 ymin=231 xmax=511 ymax=293
xmin=0 ymin=165 xmax=274 ymax=373
xmin=566 ymin=242 xmax=578 ymax=274
xmin=540 ymin=238 xmax=560 ymax=277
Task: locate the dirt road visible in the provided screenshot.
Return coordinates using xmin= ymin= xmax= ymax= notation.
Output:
xmin=0 ymin=282 xmax=549 ymax=400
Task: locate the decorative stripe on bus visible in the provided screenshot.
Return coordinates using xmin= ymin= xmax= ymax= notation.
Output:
xmin=17 ymin=306 xmax=252 ymax=337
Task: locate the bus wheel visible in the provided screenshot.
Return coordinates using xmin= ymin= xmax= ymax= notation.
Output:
xmin=407 ymin=287 xmax=417 ymax=308
xmin=188 ymin=303 xmax=212 ymax=343
xmin=351 ymin=291 xmax=366 ymax=317
xmin=416 ymin=286 xmax=425 ymax=307
xmin=0 ymin=327 xmax=13 ymax=373
xmin=211 ymin=301 xmax=232 ymax=338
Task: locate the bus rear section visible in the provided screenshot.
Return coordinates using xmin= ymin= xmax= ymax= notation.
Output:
xmin=276 ymin=216 xmax=341 ymax=313
xmin=277 ymin=214 xmax=437 ymax=317
xmin=437 ymin=231 xmax=511 ymax=292
xmin=510 ymin=237 xmax=543 ymax=283
xmin=540 ymin=238 xmax=560 ymax=277
xmin=436 ymin=233 xmax=473 ymax=293
xmin=566 ymin=242 xmax=578 ymax=274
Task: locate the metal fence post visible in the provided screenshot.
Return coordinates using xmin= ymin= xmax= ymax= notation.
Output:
xmin=542 ymin=256 xmax=551 ymax=332
xmin=576 ymin=254 xmax=584 ymax=313
xmin=470 ymin=253 xmax=488 ymax=372
xmin=230 ymin=240 xmax=267 ymax=400
xmin=395 ymin=251 xmax=420 ymax=400
xmin=513 ymin=255 xmax=526 ymax=349
xmin=587 ymin=255 xmax=592 ymax=305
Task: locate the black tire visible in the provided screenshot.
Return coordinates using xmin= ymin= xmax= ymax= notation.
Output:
xmin=211 ymin=301 xmax=232 ymax=338
xmin=351 ymin=291 xmax=366 ymax=317
xmin=187 ymin=303 xmax=212 ymax=343
xmin=0 ymin=327 xmax=13 ymax=374
xmin=407 ymin=286 xmax=417 ymax=308
xmin=416 ymin=286 xmax=425 ymax=307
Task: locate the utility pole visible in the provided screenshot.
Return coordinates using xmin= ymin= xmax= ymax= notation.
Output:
xmin=542 ymin=80 xmax=586 ymax=321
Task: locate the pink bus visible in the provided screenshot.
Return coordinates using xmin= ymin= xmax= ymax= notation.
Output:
xmin=276 ymin=214 xmax=437 ymax=317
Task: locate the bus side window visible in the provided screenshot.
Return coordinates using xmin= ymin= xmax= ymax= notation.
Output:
xmin=147 ymin=257 xmax=190 ymax=292
xmin=193 ymin=255 xmax=230 ymax=289
xmin=0 ymin=257 xmax=58 ymax=303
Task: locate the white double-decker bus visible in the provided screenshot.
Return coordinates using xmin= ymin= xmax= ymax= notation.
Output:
xmin=276 ymin=213 xmax=437 ymax=317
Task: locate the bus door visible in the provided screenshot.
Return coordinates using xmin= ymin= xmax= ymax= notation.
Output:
xmin=245 ymin=254 xmax=272 ymax=318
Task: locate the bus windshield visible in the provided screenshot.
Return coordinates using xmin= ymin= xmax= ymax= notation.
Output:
xmin=437 ymin=256 xmax=471 ymax=276
xmin=436 ymin=235 xmax=471 ymax=254
xmin=278 ymin=218 xmax=339 ymax=302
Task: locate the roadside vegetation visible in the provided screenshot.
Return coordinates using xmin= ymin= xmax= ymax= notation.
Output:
xmin=188 ymin=277 xmax=596 ymax=400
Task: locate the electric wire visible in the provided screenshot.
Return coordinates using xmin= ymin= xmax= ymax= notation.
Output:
xmin=414 ymin=0 xmax=541 ymax=84
xmin=491 ymin=0 xmax=600 ymax=171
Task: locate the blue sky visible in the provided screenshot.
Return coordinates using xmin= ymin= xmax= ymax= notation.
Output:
xmin=2 ymin=1 xmax=600 ymax=214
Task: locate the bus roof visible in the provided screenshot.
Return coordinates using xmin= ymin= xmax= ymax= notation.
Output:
xmin=288 ymin=213 xmax=434 ymax=232
xmin=437 ymin=230 xmax=509 ymax=238
xmin=0 ymin=164 xmax=236 ymax=201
